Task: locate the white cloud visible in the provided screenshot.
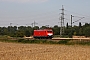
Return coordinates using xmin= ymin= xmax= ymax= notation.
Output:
xmin=0 ymin=0 xmax=48 ymax=3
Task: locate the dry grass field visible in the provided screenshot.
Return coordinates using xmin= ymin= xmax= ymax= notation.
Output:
xmin=0 ymin=42 xmax=90 ymax=60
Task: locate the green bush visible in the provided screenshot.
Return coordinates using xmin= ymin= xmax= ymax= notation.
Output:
xmin=0 ymin=38 xmax=90 ymax=45
xmin=58 ymin=40 xmax=69 ymax=44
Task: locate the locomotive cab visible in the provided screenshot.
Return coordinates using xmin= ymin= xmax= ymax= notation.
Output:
xmin=47 ymin=30 xmax=53 ymax=38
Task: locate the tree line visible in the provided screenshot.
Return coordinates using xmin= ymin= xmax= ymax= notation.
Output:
xmin=0 ymin=22 xmax=90 ymax=37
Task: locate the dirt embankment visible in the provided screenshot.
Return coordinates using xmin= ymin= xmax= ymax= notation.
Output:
xmin=0 ymin=42 xmax=90 ymax=60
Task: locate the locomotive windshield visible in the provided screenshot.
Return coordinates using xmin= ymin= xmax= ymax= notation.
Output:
xmin=47 ymin=31 xmax=52 ymax=33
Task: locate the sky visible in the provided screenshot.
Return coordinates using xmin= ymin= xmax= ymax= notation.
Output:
xmin=0 ymin=0 xmax=90 ymax=27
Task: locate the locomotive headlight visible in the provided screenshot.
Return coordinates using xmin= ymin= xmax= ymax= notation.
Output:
xmin=48 ymin=33 xmax=53 ymax=36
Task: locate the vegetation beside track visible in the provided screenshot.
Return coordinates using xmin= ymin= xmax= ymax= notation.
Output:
xmin=0 ymin=36 xmax=90 ymax=45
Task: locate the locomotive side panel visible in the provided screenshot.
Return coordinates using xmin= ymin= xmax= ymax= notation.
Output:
xmin=33 ymin=30 xmax=47 ymax=38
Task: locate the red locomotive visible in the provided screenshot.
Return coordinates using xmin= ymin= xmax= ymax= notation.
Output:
xmin=33 ymin=29 xmax=53 ymax=39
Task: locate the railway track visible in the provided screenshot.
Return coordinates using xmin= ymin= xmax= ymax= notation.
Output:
xmin=52 ymin=38 xmax=90 ymax=40
xmin=24 ymin=37 xmax=90 ymax=41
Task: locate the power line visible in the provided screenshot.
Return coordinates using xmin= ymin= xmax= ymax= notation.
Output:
xmin=73 ymin=17 xmax=85 ymax=23
xmin=65 ymin=9 xmax=90 ymax=19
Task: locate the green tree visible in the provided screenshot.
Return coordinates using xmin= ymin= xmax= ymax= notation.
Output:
xmin=53 ymin=25 xmax=60 ymax=35
xmin=66 ymin=22 xmax=69 ymax=29
xmin=33 ymin=26 xmax=39 ymax=30
xmin=40 ymin=26 xmax=47 ymax=29
xmin=79 ymin=22 xmax=82 ymax=28
xmin=83 ymin=27 xmax=90 ymax=37
xmin=16 ymin=30 xmax=24 ymax=37
xmin=25 ymin=30 xmax=31 ymax=37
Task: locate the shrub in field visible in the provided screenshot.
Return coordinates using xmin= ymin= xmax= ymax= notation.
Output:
xmin=0 ymin=38 xmax=90 ymax=45
xmin=58 ymin=40 xmax=69 ymax=44
xmin=18 ymin=39 xmax=24 ymax=42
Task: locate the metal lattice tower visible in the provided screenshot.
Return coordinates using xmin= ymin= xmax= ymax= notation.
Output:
xmin=31 ymin=21 xmax=38 ymax=27
xmin=60 ymin=5 xmax=65 ymax=36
